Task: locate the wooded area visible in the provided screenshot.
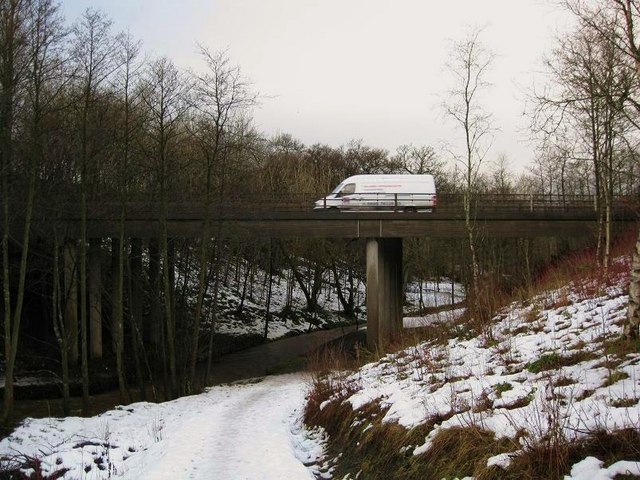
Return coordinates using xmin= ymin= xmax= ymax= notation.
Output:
xmin=0 ymin=0 xmax=639 ymax=424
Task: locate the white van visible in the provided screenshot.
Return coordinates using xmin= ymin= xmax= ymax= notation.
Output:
xmin=314 ymin=174 xmax=437 ymax=212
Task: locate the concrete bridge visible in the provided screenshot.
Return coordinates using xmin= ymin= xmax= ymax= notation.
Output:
xmin=51 ymin=192 xmax=632 ymax=237
xmin=41 ymin=193 xmax=637 ymax=352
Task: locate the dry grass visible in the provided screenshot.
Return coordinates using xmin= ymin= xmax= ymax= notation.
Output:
xmin=535 ymin=228 xmax=636 ymax=298
xmin=498 ymin=429 xmax=640 ymax=480
xmin=302 ymin=229 xmax=640 ymax=479
xmin=305 ymin=386 xmax=516 ymax=480
xmin=0 ymin=454 xmax=70 ymax=480
xmin=604 ymin=336 xmax=640 ymax=358
xmin=414 ymin=426 xmax=516 ymax=480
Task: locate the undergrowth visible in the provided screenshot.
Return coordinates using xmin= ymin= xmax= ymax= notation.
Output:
xmin=533 ymin=228 xmax=636 ymax=299
xmin=0 ymin=455 xmax=69 ymax=480
xmin=304 ymin=229 xmax=640 ymax=479
xmin=304 ymin=375 xmax=515 ymax=480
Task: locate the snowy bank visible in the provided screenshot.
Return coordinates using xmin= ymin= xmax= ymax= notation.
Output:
xmin=0 ymin=374 xmax=328 ymax=479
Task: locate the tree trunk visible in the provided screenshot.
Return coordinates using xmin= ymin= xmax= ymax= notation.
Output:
xmin=89 ymin=240 xmax=103 ymax=360
xmin=160 ymin=231 xmax=178 ymax=398
xmin=129 ymin=238 xmax=147 ymax=401
xmin=148 ymin=238 xmax=161 ymax=348
xmin=112 ymin=235 xmax=128 ymax=403
xmin=205 ymin=242 xmax=222 ymax=385
xmin=52 ymin=232 xmax=71 ymax=416
xmin=286 ymin=253 xmax=324 ymax=313
xmin=189 ymin=228 xmax=211 ymax=390
xmin=331 ymin=262 xmax=355 ymax=318
xmin=464 ymin=190 xmax=480 ymax=299
xmin=80 ymin=191 xmax=90 ymax=415
xmin=64 ymin=242 xmax=79 ymax=364
xmin=2 ymin=172 xmax=36 ymax=423
xmin=235 ymin=260 xmax=250 ymax=316
xmin=626 ymin=225 xmax=640 ymax=339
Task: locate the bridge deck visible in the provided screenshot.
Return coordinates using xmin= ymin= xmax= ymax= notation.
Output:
xmin=58 ymin=206 xmax=637 ymax=239
xmin=13 ymin=193 xmax=637 ymax=238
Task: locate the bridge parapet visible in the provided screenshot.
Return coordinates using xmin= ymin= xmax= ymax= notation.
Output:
xmin=4 ymin=193 xmax=637 ymax=238
xmin=47 ymin=192 xmax=635 ymax=215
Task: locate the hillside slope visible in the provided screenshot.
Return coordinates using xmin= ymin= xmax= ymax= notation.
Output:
xmin=306 ymin=256 xmax=640 ymax=479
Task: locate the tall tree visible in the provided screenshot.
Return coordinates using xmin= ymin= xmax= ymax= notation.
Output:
xmin=442 ymin=27 xmax=494 ymax=304
xmin=69 ymin=7 xmax=117 ymax=414
xmin=533 ymin=14 xmax=630 ymax=268
xmin=25 ymin=0 xmax=67 ymax=412
xmin=109 ymin=30 xmax=143 ymax=403
xmin=188 ymin=47 xmax=256 ymax=390
xmin=140 ymin=56 xmax=190 ymax=398
xmin=563 ymin=0 xmax=640 ymax=337
xmin=0 ymin=0 xmax=31 ymax=423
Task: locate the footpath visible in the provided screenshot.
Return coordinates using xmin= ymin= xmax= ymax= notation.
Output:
xmin=7 ymin=325 xmax=361 ymax=426
xmin=206 ymin=324 xmax=362 ymax=384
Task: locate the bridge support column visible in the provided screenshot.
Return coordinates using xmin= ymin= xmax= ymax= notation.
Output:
xmin=64 ymin=241 xmax=79 ymax=365
xmin=148 ymin=238 xmax=162 ymax=347
xmin=130 ymin=238 xmax=144 ymax=343
xmin=366 ymin=238 xmax=403 ymax=352
xmin=89 ymin=239 xmax=103 ymax=360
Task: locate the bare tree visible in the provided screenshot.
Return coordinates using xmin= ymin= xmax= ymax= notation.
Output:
xmin=0 ymin=0 xmax=32 ymax=423
xmin=442 ymin=27 xmax=494 ymax=301
xmin=608 ymin=0 xmax=640 ymax=337
xmin=392 ymin=144 xmax=450 ymax=188
xmin=562 ymin=0 xmax=640 ymax=337
xmin=110 ymin=30 xmax=143 ymax=403
xmin=68 ymin=7 xmax=118 ymax=414
xmin=533 ymin=13 xmax=630 ymax=268
xmin=489 ymin=153 xmax=514 ymax=194
xmin=188 ymin=46 xmax=257 ymax=390
xmin=26 ymin=0 xmax=67 ymax=413
xmin=140 ymin=56 xmax=190 ymax=398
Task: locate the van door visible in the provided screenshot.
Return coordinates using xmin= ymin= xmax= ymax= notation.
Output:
xmin=337 ymin=183 xmax=357 ymax=208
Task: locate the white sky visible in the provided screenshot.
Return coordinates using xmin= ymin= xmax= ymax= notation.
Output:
xmin=61 ymin=0 xmax=571 ymax=172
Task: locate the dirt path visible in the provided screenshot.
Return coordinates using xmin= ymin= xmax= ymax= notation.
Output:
xmin=206 ymin=324 xmax=361 ymax=385
xmin=8 ymin=326 xmax=360 ymax=426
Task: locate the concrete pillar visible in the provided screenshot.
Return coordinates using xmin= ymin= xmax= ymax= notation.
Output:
xmin=89 ymin=239 xmax=103 ymax=360
xmin=64 ymin=241 xmax=79 ymax=365
xmin=366 ymin=238 xmax=403 ymax=352
xmin=130 ymin=238 xmax=144 ymax=341
xmin=148 ymin=238 xmax=161 ymax=347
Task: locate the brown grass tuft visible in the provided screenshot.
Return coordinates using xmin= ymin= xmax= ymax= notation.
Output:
xmin=413 ymin=426 xmax=516 ymax=480
xmin=500 ymin=428 xmax=640 ymax=480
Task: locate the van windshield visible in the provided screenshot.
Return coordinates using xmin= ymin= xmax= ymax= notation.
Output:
xmin=331 ymin=182 xmax=346 ymax=194
xmin=333 ymin=183 xmax=355 ymax=196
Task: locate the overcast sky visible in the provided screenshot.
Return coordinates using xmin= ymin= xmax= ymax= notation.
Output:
xmin=61 ymin=1 xmax=570 ymax=172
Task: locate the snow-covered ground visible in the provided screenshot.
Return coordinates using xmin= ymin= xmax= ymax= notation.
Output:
xmin=214 ymin=272 xmax=464 ymax=339
xmin=0 ymin=374 xmax=328 ymax=479
xmin=320 ymin=258 xmax=640 ymax=479
xmin=14 ymin=253 xmax=640 ymax=479
xmin=0 ymin=273 xmax=462 ymax=479
xmin=3 ymin=265 xmax=637 ymax=479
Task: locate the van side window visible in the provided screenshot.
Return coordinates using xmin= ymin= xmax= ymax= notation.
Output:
xmin=339 ymin=183 xmax=355 ymax=195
